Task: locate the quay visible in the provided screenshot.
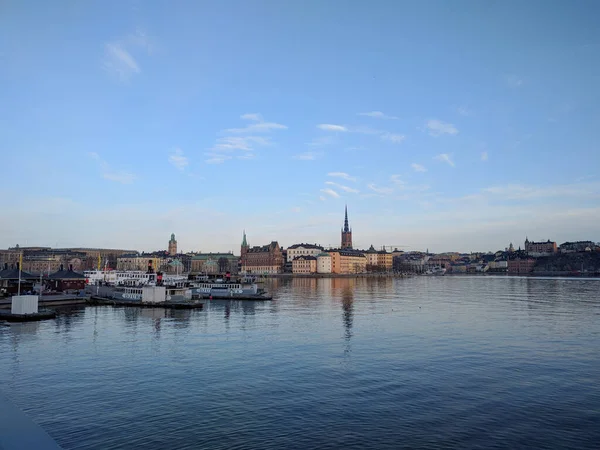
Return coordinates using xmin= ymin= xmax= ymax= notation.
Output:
xmin=0 ymin=390 xmax=62 ymax=449
xmin=88 ymin=295 xmax=206 ymax=309
xmin=0 ymin=293 xmax=88 ymax=310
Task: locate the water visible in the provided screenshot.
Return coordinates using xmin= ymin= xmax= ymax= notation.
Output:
xmin=1 ymin=276 xmax=599 ymax=449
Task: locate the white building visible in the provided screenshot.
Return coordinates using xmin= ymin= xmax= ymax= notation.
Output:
xmin=286 ymin=243 xmax=324 ymax=263
xmin=316 ymin=252 xmax=332 ymax=274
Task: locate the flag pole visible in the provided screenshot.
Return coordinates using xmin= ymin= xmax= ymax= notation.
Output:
xmin=17 ymin=252 xmax=23 ymax=296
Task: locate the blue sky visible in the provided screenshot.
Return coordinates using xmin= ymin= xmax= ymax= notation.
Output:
xmin=1 ymin=0 xmax=599 ymax=253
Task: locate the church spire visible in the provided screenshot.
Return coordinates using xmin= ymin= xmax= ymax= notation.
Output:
xmin=241 ymin=230 xmax=248 ymax=248
xmin=344 ymin=204 xmax=349 ymax=233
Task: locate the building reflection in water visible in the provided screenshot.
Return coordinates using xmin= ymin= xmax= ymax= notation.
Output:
xmin=330 ymin=278 xmax=355 ymax=359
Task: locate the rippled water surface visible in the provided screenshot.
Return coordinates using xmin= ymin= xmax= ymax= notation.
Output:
xmin=1 ymin=276 xmax=600 ymax=449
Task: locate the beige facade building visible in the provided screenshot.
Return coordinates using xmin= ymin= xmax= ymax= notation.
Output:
xmin=316 ymin=252 xmax=332 ymax=274
xmin=191 ymin=253 xmax=239 ymax=274
xmin=329 ymin=250 xmax=367 ymax=274
xmin=292 ymin=255 xmax=317 ymax=274
xmin=286 ymin=243 xmax=323 ymax=262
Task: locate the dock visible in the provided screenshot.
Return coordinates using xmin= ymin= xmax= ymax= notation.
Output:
xmin=0 ymin=294 xmax=88 ymax=310
xmin=87 ymin=296 xmax=206 ymax=309
xmin=0 ymin=390 xmax=62 ymax=449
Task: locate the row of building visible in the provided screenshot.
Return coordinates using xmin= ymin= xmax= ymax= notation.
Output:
xmin=2 ymin=208 xmax=598 ymax=277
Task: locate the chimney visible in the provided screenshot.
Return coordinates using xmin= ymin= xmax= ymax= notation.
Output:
xmin=147 ymin=259 xmax=153 ymax=274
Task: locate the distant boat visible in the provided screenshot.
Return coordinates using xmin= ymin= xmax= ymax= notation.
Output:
xmin=424 ymin=266 xmax=446 ymax=276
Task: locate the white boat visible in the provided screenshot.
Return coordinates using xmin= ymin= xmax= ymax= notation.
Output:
xmin=424 ymin=266 xmax=446 ymax=276
xmin=188 ymin=275 xmax=269 ymax=299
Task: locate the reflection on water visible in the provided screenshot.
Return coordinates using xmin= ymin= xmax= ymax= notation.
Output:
xmin=1 ymin=276 xmax=600 ymax=450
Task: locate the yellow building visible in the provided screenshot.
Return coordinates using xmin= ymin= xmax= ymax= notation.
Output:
xmin=329 ymin=250 xmax=367 ymax=274
xmin=364 ymin=245 xmax=393 ymax=272
xmin=292 ymin=255 xmax=317 ymax=274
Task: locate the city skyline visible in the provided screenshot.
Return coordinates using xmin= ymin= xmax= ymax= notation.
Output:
xmin=2 ymin=1 xmax=600 ymax=252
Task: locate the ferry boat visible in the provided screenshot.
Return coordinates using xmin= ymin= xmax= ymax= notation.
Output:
xmin=423 ymin=266 xmax=447 ymax=276
xmin=189 ymin=275 xmax=270 ymax=300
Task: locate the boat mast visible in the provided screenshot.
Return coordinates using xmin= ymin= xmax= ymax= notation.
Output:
xmin=17 ymin=251 xmax=23 ymax=296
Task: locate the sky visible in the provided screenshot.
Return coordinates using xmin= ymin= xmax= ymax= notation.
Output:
xmin=1 ymin=0 xmax=599 ymax=254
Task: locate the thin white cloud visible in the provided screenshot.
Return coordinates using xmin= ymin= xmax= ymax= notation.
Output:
xmin=457 ymin=106 xmax=470 ymax=116
xmin=426 ymin=119 xmax=458 ymax=136
xmin=327 ymin=172 xmax=357 ymax=182
xmin=381 ymin=132 xmax=405 ymax=144
xmin=307 ymin=136 xmax=336 ymax=147
xmin=435 ymin=153 xmax=455 ymax=167
xmin=358 ymin=111 xmax=398 ymax=120
xmin=103 ymin=43 xmax=140 ymax=80
xmin=319 ymin=196 xmax=327 ymax=202
xmin=103 ymin=172 xmax=136 ymax=184
xmin=481 ymin=151 xmax=488 ymax=161
xmin=325 ymin=181 xmax=359 ymax=193
xmin=390 ymin=175 xmax=404 ymax=186
xmin=211 ymin=136 xmax=270 ymax=152
xmin=411 ymin=163 xmax=427 ymax=172
xmin=367 ymin=183 xmax=393 ymax=195
xmin=240 ymin=113 xmax=263 ymax=121
xmin=225 ymin=122 xmax=287 ymax=133
xmin=88 ymin=152 xmax=136 ymax=184
xmin=506 ymin=74 xmax=524 ymax=88
xmin=317 ymin=124 xmax=348 ymax=132
xmin=168 ymin=148 xmax=188 ymax=171
xmin=320 ymin=188 xmax=340 ymax=198
xmin=293 ymin=152 xmax=319 ymax=161
xmin=204 ymin=152 xmax=232 ymax=164
xmin=482 ymin=182 xmax=600 ymax=200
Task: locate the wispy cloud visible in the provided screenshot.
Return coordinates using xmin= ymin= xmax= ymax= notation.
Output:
xmin=435 ymin=153 xmax=455 ymax=167
xmin=317 ymin=124 xmax=348 ymax=132
xmin=307 ymin=136 xmax=336 ymax=147
xmin=327 ymin=172 xmax=357 ymax=182
xmin=381 ymin=132 xmax=405 ymax=144
xmin=411 ymin=163 xmax=427 ymax=172
xmin=168 ymin=148 xmax=188 ymax=171
xmin=225 ymin=121 xmax=287 ymax=133
xmin=506 ymin=74 xmax=524 ymax=88
xmin=206 ymin=114 xmax=284 ymax=163
xmin=320 ymin=188 xmax=340 ymax=198
xmin=457 ymin=106 xmax=471 ymax=116
xmin=319 ymin=196 xmax=327 ymax=201
xmin=240 ymin=113 xmax=263 ymax=121
xmin=482 ymin=182 xmax=600 ymax=200
xmin=211 ymin=136 xmax=270 ymax=152
xmin=367 ymin=183 xmax=393 ymax=195
xmin=102 ymin=43 xmax=140 ymax=80
xmin=426 ymin=119 xmax=458 ymax=136
xmin=358 ymin=111 xmax=399 ymax=120
xmin=102 ymin=29 xmax=155 ymax=81
xmin=325 ymin=181 xmax=359 ymax=193
xmin=88 ymin=152 xmax=136 ymax=183
xmin=481 ymin=151 xmax=488 ymax=161
xmin=204 ymin=153 xmax=232 ymax=164
xmin=293 ymin=152 xmax=319 ymax=161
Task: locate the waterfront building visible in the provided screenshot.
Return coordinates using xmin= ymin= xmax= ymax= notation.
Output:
xmin=48 ymin=264 xmax=87 ymax=292
xmin=559 ymin=241 xmax=596 ymax=253
xmin=191 ymin=252 xmax=239 ymax=274
xmin=524 ymin=238 xmax=557 ymax=257
xmin=286 ymin=243 xmax=324 ymax=262
xmin=341 ymin=205 xmax=353 ymax=249
xmin=507 ymin=258 xmax=536 ymax=274
xmin=168 ymin=233 xmax=177 ymax=256
xmin=240 ymin=232 xmax=284 ymax=274
xmin=292 ymin=255 xmax=317 ymax=274
xmin=329 ymin=249 xmax=367 ymax=274
xmin=316 ymin=252 xmax=332 ymax=273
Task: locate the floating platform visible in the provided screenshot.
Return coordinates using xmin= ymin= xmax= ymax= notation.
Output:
xmin=196 ymin=293 xmax=273 ymax=301
xmin=88 ymin=296 xmax=206 ymax=309
xmin=0 ymin=294 xmax=88 ymax=310
xmin=0 ymin=309 xmax=57 ymax=322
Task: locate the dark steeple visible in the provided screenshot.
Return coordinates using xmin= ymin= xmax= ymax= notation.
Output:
xmin=343 ymin=204 xmax=349 ymax=233
xmin=341 ymin=205 xmax=353 ymax=249
xmin=242 ymin=230 xmax=248 ymax=248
